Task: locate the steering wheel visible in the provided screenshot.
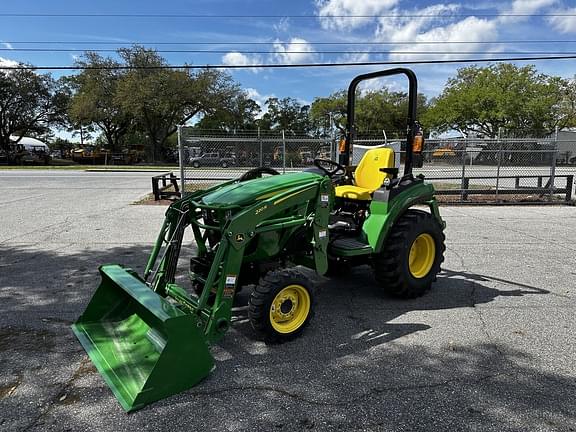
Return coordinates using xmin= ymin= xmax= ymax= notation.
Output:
xmin=239 ymin=166 xmax=280 ymax=181
xmin=313 ymin=158 xmax=346 ymax=178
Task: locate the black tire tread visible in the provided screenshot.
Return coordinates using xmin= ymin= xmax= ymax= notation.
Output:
xmin=373 ymin=209 xmax=445 ymax=298
xmin=248 ymin=268 xmax=315 ymax=343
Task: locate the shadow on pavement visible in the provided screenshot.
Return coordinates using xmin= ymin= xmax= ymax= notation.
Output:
xmin=1 ymin=245 xmax=573 ymax=431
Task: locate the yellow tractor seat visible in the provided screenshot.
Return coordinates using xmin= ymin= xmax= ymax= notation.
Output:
xmin=335 ymin=147 xmax=396 ymax=201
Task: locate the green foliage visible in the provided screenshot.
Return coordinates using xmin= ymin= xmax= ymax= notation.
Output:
xmin=65 ymin=46 xmax=242 ymax=161
xmin=423 ymin=64 xmax=576 ymax=137
xmin=116 ymin=46 xmax=241 ymax=161
xmin=194 ymin=91 xmax=261 ymax=131
xmin=68 ymin=52 xmax=131 ymax=151
xmin=310 ymin=89 xmax=428 ymax=137
xmin=0 ymin=67 xmax=66 ymax=152
xmin=310 ymin=90 xmax=347 ymax=134
xmin=356 ymin=90 xmax=428 ymax=137
xmin=258 ymin=97 xmax=312 ymax=134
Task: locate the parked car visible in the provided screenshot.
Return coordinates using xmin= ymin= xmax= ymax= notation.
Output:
xmin=189 ymin=152 xmax=236 ymax=168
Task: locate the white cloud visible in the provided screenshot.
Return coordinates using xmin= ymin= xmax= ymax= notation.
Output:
xmin=370 ymin=4 xmax=501 ymax=61
xmin=221 ymin=52 xmax=262 ymax=72
xmin=273 ymin=37 xmax=316 ymax=64
xmin=2 ymin=41 xmax=13 ymax=50
xmin=316 ymin=0 xmax=400 ymax=31
xmin=317 ymin=0 xmax=560 ymax=64
xmin=386 ymin=16 xmax=499 ymax=61
xmin=0 ymin=57 xmax=18 ymax=68
xmin=273 ymin=17 xmax=290 ymax=33
xmin=222 ymin=52 xmax=254 ymax=66
xmin=498 ymin=0 xmax=558 ymax=23
xmin=375 ymin=4 xmax=461 ymax=42
xmin=548 ymin=7 xmax=576 ymax=33
xmin=508 ymin=0 xmax=557 ymax=15
xmin=358 ymin=77 xmax=404 ymax=95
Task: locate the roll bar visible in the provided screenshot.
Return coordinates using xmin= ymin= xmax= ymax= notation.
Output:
xmin=340 ymin=68 xmax=419 ymax=176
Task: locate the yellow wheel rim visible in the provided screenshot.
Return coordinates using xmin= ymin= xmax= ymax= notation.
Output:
xmin=409 ymin=233 xmax=436 ymax=278
xmin=269 ymin=284 xmax=311 ymax=334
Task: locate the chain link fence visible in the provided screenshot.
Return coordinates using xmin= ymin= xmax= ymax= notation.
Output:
xmin=178 ymin=127 xmax=576 ymax=203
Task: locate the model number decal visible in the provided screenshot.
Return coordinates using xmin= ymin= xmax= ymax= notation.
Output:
xmin=255 ymin=205 xmax=268 ymax=215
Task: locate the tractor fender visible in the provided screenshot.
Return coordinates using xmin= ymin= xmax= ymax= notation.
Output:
xmin=363 ymin=182 xmax=444 ymax=254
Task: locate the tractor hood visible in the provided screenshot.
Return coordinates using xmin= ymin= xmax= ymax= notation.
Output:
xmin=201 ymin=172 xmax=322 ymax=208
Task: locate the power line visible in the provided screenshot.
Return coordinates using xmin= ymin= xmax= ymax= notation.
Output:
xmin=3 ymin=40 xmax=576 ymax=45
xmin=0 ymin=13 xmax=575 ymax=18
xmin=2 ymin=54 xmax=576 ymax=70
xmin=4 ymin=48 xmax=576 ymax=55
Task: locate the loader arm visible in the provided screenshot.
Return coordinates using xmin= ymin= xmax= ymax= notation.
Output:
xmin=72 ymin=173 xmax=332 ymax=411
xmin=145 ymin=175 xmax=332 ymax=343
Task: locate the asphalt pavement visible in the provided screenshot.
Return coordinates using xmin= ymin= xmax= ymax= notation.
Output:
xmin=1 ymin=169 xmax=575 ymax=431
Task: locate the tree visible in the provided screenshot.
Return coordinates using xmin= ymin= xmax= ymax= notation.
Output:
xmin=116 ymin=46 xmax=241 ymax=161
xmin=193 ymin=91 xmax=260 ymax=131
xmin=423 ymin=63 xmax=576 ymax=137
xmin=356 ymin=90 xmax=428 ymax=137
xmin=309 ymin=90 xmax=347 ymax=134
xmin=67 ymin=53 xmax=132 ymax=152
xmin=0 ymin=67 xmax=66 ymax=153
xmin=555 ymin=76 xmax=576 ymax=130
xmin=310 ymin=89 xmax=428 ymax=137
xmin=258 ymin=97 xmax=312 ymax=134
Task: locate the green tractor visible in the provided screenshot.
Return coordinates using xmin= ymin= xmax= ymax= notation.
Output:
xmin=72 ymin=68 xmax=446 ymax=412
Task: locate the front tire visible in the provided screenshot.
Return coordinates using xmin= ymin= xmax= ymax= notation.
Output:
xmin=373 ymin=209 xmax=445 ymax=298
xmin=248 ymin=268 xmax=315 ymax=343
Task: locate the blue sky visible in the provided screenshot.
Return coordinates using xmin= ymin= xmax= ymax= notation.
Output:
xmin=1 ymin=0 xmax=576 ymax=112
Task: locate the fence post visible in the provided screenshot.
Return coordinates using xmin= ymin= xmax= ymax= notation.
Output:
xmin=566 ymin=175 xmax=574 ymax=202
xmin=495 ymin=127 xmax=503 ymax=199
xmin=460 ymin=142 xmax=467 ymax=202
xmin=550 ymin=126 xmax=558 ymax=197
xmin=177 ymin=125 xmax=185 ymax=197
xmin=466 ymin=134 xmax=473 ymax=167
xmin=462 ymin=177 xmax=469 ymax=201
xmin=282 ymin=129 xmax=286 ymax=174
xmin=152 ymin=176 xmax=160 ymax=201
xmin=258 ymin=127 xmax=263 ymax=167
xmin=331 ymin=121 xmax=337 ymax=160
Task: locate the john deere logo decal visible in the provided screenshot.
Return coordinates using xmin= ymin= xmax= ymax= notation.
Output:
xmin=235 ymin=233 xmax=245 ymax=242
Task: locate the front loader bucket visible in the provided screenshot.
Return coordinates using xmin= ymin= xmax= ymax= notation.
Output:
xmin=72 ymin=264 xmax=214 ymax=412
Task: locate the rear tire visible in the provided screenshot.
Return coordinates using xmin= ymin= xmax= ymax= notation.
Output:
xmin=373 ymin=209 xmax=445 ymax=298
xmin=192 ymin=161 xmax=200 ymax=168
xmin=248 ymin=268 xmax=315 ymax=343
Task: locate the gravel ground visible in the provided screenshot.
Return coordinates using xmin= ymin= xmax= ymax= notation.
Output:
xmin=0 ymin=170 xmax=575 ymax=432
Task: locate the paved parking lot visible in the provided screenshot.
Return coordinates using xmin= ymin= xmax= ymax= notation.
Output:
xmin=1 ymin=170 xmax=575 ymax=431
